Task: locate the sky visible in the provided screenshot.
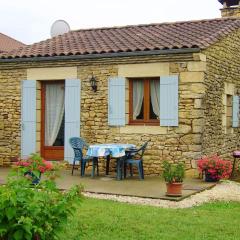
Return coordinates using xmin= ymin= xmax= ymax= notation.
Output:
xmin=0 ymin=0 xmax=223 ymax=45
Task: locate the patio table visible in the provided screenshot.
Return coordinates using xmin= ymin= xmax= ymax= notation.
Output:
xmin=86 ymin=143 xmax=136 ymax=180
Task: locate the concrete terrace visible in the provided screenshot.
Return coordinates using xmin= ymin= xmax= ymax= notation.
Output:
xmin=0 ymin=167 xmax=215 ymax=201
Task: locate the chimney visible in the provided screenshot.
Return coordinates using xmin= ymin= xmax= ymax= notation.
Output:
xmin=219 ymin=0 xmax=240 ymax=17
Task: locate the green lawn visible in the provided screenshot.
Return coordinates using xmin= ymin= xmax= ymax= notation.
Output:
xmin=60 ymin=198 xmax=240 ymax=240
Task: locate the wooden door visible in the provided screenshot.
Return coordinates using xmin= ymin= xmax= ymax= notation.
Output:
xmin=41 ymin=81 xmax=65 ymax=160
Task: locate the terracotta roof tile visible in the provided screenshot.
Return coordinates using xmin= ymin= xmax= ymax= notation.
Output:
xmin=0 ymin=33 xmax=25 ymax=53
xmin=1 ymin=17 xmax=240 ymax=59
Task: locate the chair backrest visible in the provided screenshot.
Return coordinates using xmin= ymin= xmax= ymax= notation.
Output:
xmin=69 ymin=137 xmax=89 ymax=150
xmin=69 ymin=137 xmax=89 ymax=160
xmin=127 ymin=141 xmax=149 ymax=159
xmin=138 ymin=141 xmax=149 ymax=158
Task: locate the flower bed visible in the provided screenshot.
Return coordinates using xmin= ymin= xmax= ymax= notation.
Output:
xmin=197 ymin=155 xmax=232 ymax=182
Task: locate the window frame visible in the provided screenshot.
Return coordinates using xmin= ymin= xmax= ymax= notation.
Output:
xmin=226 ymin=94 xmax=233 ymax=131
xmin=129 ymin=77 xmax=160 ymax=126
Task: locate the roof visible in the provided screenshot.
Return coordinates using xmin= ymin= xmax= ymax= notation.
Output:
xmin=0 ymin=33 xmax=25 ymax=53
xmin=1 ymin=17 xmax=240 ymax=60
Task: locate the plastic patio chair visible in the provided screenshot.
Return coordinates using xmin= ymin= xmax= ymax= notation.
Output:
xmin=124 ymin=141 xmax=149 ymax=180
xmin=69 ymin=137 xmax=99 ymax=177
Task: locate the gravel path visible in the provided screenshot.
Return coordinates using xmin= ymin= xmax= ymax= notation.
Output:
xmin=83 ymin=181 xmax=240 ymax=208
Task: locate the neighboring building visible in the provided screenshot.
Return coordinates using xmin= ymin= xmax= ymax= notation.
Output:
xmin=0 ymin=0 xmax=239 ymax=175
xmin=219 ymin=0 xmax=240 ymax=17
xmin=0 ymin=32 xmax=25 ymax=53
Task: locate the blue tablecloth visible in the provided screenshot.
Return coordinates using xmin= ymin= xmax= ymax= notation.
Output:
xmin=86 ymin=143 xmax=136 ymax=158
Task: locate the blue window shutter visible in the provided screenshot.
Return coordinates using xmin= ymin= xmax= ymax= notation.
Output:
xmin=108 ymin=77 xmax=125 ymax=126
xmin=232 ymin=95 xmax=239 ymax=128
xmin=21 ymin=80 xmax=36 ymax=157
xmin=64 ymin=79 xmax=81 ymax=163
xmin=160 ymin=75 xmax=179 ymax=126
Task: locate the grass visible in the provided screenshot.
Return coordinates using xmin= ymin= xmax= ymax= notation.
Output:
xmin=59 ymin=198 xmax=240 ymax=240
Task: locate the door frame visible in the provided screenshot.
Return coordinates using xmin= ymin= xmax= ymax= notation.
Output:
xmin=41 ymin=80 xmax=65 ymax=160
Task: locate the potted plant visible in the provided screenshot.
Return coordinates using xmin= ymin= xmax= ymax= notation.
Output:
xmin=162 ymin=161 xmax=185 ymax=197
xmin=14 ymin=153 xmax=54 ymax=184
xmin=197 ymin=155 xmax=232 ymax=182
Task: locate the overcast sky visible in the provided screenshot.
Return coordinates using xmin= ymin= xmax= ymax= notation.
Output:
xmin=1 ymin=0 xmax=223 ymax=45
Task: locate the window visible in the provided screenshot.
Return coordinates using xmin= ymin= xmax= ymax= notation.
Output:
xmin=226 ymin=94 xmax=232 ymax=132
xmin=129 ymin=78 xmax=160 ymax=125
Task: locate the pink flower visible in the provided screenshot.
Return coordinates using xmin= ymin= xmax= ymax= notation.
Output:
xmin=43 ymin=160 xmax=53 ymax=169
xmin=15 ymin=161 xmax=31 ymax=167
xmin=38 ymin=161 xmax=53 ymax=173
xmin=15 ymin=154 xmax=54 ymax=174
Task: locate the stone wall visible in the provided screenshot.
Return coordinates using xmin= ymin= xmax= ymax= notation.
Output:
xmin=0 ymin=52 xmax=207 ymax=174
xmin=221 ymin=6 xmax=240 ymax=17
xmin=0 ymin=69 xmax=26 ymax=165
xmin=202 ymin=29 xmax=240 ymax=160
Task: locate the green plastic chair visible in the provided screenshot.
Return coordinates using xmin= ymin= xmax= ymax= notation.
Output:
xmin=69 ymin=137 xmax=99 ymax=177
xmin=124 ymin=141 xmax=149 ymax=180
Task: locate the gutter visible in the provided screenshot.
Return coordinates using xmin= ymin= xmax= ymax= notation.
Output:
xmin=0 ymin=48 xmax=200 ymax=63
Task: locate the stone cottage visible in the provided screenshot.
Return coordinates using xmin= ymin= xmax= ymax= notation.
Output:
xmin=0 ymin=0 xmax=240 ymax=175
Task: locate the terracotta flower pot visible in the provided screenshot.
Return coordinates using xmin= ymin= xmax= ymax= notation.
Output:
xmin=204 ymin=171 xmax=219 ymax=182
xmin=166 ymin=182 xmax=183 ymax=197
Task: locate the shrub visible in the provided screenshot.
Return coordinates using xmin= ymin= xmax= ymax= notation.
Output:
xmin=162 ymin=161 xmax=185 ymax=183
xmin=0 ymin=158 xmax=82 ymax=240
xmin=197 ymin=155 xmax=232 ymax=181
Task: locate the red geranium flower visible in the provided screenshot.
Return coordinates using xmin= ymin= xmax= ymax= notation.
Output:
xmin=197 ymin=155 xmax=232 ymax=180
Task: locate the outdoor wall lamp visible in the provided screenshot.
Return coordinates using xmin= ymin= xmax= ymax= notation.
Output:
xmin=90 ymin=74 xmax=97 ymax=92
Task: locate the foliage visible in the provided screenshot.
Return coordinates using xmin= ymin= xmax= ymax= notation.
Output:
xmin=0 ymin=163 xmax=82 ymax=240
xmin=162 ymin=161 xmax=185 ymax=183
xmin=197 ymin=155 xmax=232 ymax=181
xmin=59 ymin=198 xmax=240 ymax=240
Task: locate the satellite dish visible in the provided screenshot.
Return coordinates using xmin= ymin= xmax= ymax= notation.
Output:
xmin=50 ymin=20 xmax=70 ymax=37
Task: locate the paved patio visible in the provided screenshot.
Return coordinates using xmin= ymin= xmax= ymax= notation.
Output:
xmin=0 ymin=167 xmax=215 ymax=201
